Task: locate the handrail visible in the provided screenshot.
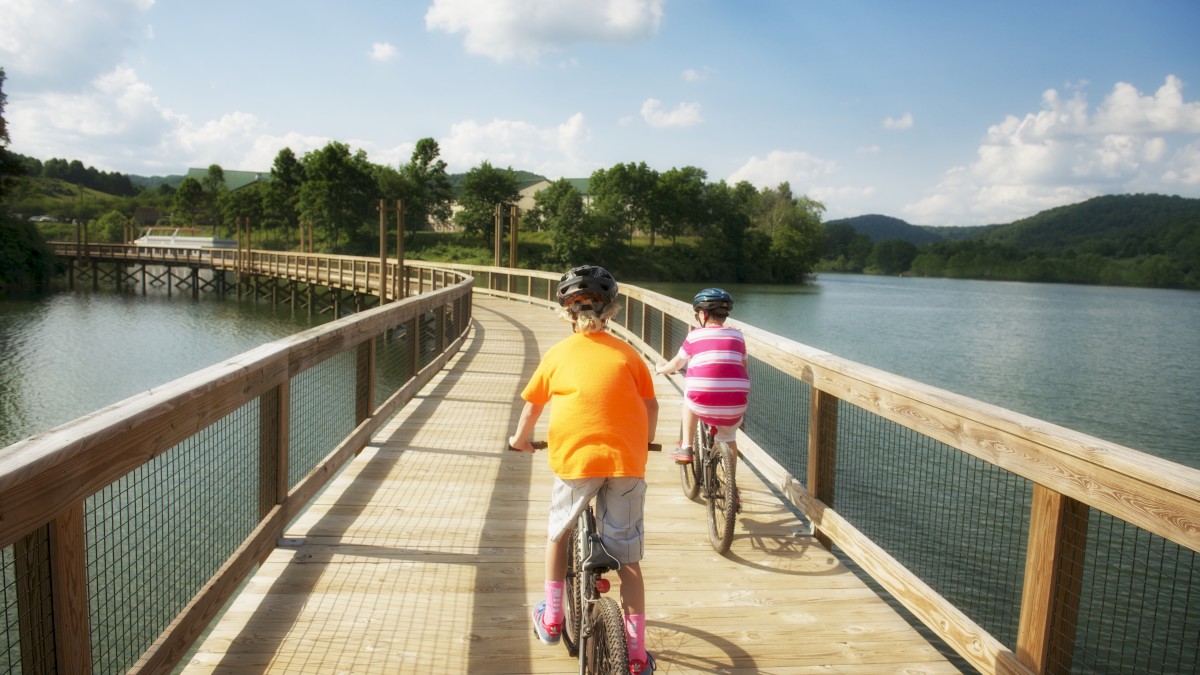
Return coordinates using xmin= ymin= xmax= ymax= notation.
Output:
xmin=13 ymin=252 xmax=1199 ymax=674
xmin=438 ymin=263 xmax=1200 ymax=675
xmin=0 ymin=263 xmax=473 ymax=673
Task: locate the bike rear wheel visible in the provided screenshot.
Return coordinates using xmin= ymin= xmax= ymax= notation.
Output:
xmin=562 ymin=518 xmax=585 ymax=657
xmin=705 ymin=441 xmax=737 ymax=553
xmin=582 ymin=596 xmax=629 ymax=675
xmin=678 ymin=419 xmax=705 ymax=500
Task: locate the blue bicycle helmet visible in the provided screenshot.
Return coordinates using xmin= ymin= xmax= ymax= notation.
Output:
xmin=692 ymin=288 xmax=733 ymax=315
xmin=556 ymin=265 xmax=618 ymax=307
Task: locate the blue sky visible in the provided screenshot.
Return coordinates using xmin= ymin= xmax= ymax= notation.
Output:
xmin=3 ymin=0 xmax=1198 ymax=226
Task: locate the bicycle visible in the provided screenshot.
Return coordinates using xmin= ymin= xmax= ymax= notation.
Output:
xmin=677 ymin=419 xmax=738 ymax=554
xmin=562 ymin=497 xmax=629 ymax=674
xmin=510 ymin=440 xmax=660 ymax=674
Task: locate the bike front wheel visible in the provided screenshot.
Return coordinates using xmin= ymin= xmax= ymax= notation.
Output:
xmin=582 ymin=596 xmax=629 ymax=675
xmin=705 ymin=441 xmax=737 ymax=554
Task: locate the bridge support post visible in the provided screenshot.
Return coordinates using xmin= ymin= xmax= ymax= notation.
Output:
xmin=1017 ymin=485 xmax=1087 ymax=674
xmin=807 ymin=389 xmax=838 ymax=550
xmin=395 ymin=199 xmax=405 ymax=299
xmin=378 ymin=200 xmax=389 ymax=305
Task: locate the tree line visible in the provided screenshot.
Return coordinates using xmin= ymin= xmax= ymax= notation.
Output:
xmin=818 ymin=194 xmax=1200 ymax=289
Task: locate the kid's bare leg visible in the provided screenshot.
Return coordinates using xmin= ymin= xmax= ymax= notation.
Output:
xmin=616 ymin=562 xmax=645 ymax=616
xmin=546 ymin=530 xmax=570 ymax=581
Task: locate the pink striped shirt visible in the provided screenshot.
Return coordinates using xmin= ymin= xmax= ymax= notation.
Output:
xmin=678 ymin=326 xmax=750 ymax=426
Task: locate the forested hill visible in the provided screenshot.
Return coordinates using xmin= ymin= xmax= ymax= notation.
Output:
xmin=981 ymin=194 xmax=1200 ymax=254
xmin=822 ymin=194 xmax=1200 ymax=289
xmin=825 ymin=214 xmax=954 ymax=245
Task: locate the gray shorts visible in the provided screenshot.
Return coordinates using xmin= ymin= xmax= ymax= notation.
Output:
xmin=548 ymin=476 xmax=646 ymax=565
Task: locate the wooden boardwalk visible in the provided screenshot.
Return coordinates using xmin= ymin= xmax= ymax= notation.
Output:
xmin=182 ymin=296 xmax=959 ymax=674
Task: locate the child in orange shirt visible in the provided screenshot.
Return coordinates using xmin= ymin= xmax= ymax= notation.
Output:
xmin=509 ymin=265 xmax=659 ymax=674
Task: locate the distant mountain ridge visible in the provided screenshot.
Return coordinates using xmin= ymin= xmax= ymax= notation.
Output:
xmin=827 ymin=194 xmax=1199 ymax=250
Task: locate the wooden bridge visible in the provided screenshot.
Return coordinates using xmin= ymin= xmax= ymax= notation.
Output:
xmin=181 ymin=296 xmax=956 ymax=673
xmin=2 ymin=248 xmax=1197 ymax=674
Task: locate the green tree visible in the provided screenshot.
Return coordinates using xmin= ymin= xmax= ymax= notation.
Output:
xmin=0 ymin=67 xmax=16 ymax=201
xmin=453 ymin=161 xmax=520 ymax=240
xmin=202 ymin=164 xmax=228 ymax=231
xmin=528 ymin=178 xmax=594 ymax=265
xmin=397 ymin=138 xmax=454 ymax=233
xmin=869 ymin=240 xmax=918 ymax=275
xmin=298 ymin=142 xmax=378 ymax=251
xmin=94 ymin=210 xmax=129 ymax=243
xmin=655 ymin=166 xmax=707 ymax=244
xmin=222 ymin=182 xmax=267 ymax=233
xmin=264 ymin=147 xmax=305 ymax=234
xmin=172 ymin=177 xmax=206 ymax=225
xmin=590 ymin=162 xmax=659 ymax=245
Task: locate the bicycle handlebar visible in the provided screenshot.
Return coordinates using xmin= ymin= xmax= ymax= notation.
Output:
xmin=507 ymin=441 xmax=662 ymax=453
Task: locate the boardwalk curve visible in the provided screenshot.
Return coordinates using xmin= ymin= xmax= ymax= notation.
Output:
xmin=183 ymin=297 xmax=956 ymax=673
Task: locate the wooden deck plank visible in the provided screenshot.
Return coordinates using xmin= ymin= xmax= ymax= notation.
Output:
xmin=182 ymin=296 xmax=959 ymax=673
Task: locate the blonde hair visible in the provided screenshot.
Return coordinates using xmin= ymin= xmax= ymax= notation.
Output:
xmin=559 ymin=300 xmax=621 ymax=334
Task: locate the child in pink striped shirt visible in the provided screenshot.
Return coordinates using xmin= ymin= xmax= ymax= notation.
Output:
xmin=655 ymin=289 xmax=750 ymax=484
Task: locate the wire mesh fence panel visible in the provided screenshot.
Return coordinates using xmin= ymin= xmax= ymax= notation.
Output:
xmin=289 ymin=349 xmax=357 ymax=488
xmin=662 ymin=313 xmax=688 ymax=360
xmin=0 ymin=533 xmax=55 ymax=673
xmin=744 ymin=358 xmax=811 ymax=485
xmin=622 ymin=297 xmax=644 ymax=340
xmin=84 ymin=400 xmax=263 ymax=674
xmin=833 ymin=399 xmax=1031 ymax=648
xmin=644 ymin=306 xmax=663 ymax=356
xmin=1053 ymin=512 xmax=1199 ymax=674
xmin=374 ymin=324 xmax=415 ymax=410
xmin=418 ymin=310 xmax=439 ymax=371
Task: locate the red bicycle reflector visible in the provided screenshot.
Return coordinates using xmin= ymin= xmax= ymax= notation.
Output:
xmin=595 ymin=579 xmax=611 ymax=593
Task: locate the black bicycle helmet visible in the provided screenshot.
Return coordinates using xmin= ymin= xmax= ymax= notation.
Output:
xmin=692 ymin=287 xmax=733 ymax=315
xmin=556 ymin=265 xmax=618 ymax=307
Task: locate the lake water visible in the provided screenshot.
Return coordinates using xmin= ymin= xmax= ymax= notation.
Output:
xmin=2 ymin=274 xmax=1197 ymax=471
xmin=0 ymin=291 xmax=332 ymax=448
xmin=643 ymin=274 xmax=1200 ymax=470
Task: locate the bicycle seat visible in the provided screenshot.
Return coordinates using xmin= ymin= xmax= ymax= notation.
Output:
xmin=583 ymin=533 xmax=622 ymax=572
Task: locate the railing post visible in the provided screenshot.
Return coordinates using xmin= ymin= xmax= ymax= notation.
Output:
xmin=807 ymin=389 xmax=838 ymax=550
xmin=260 ymin=383 xmax=289 ymax=517
xmin=411 ymin=316 xmax=422 ymax=378
xmin=438 ymin=303 xmax=447 ymax=354
xmin=1017 ymin=484 xmax=1088 ymax=674
xmin=356 ymin=339 xmax=376 ymax=426
xmin=21 ymin=505 xmax=93 ymax=674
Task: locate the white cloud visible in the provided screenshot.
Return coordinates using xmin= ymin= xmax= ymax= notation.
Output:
xmin=0 ymin=0 xmax=153 ymax=89
xmin=8 ymin=65 xmax=331 ymax=174
xmin=1163 ymin=141 xmax=1200 ymax=186
xmin=905 ymin=75 xmax=1200 ymax=225
xmin=425 ymin=0 xmax=665 ymax=63
xmin=683 ymin=66 xmax=713 ymax=82
xmin=883 ymin=112 xmax=914 ymax=130
xmin=640 ymin=99 xmax=703 ymax=128
xmin=727 ymin=150 xmax=837 ymax=188
xmin=857 ymin=145 xmax=882 ymax=154
xmin=370 ymin=42 xmax=398 ymax=62
xmin=438 ymin=112 xmax=593 ymax=177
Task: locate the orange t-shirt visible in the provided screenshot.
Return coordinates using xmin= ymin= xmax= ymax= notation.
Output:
xmin=521 ymin=331 xmax=656 ymax=479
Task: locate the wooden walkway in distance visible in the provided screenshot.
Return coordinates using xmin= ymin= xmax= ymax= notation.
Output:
xmin=182 ymin=296 xmax=960 ymax=674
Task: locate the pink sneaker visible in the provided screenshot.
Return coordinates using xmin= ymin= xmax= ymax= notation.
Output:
xmin=629 ymin=652 xmax=656 ymax=674
xmin=531 ymin=601 xmax=561 ymax=645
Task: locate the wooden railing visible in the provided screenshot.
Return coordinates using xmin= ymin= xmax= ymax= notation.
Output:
xmin=0 ymin=264 xmax=473 ymax=673
xmin=12 ymin=253 xmax=1199 ymax=673
xmin=442 ymin=263 xmax=1200 ymax=675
